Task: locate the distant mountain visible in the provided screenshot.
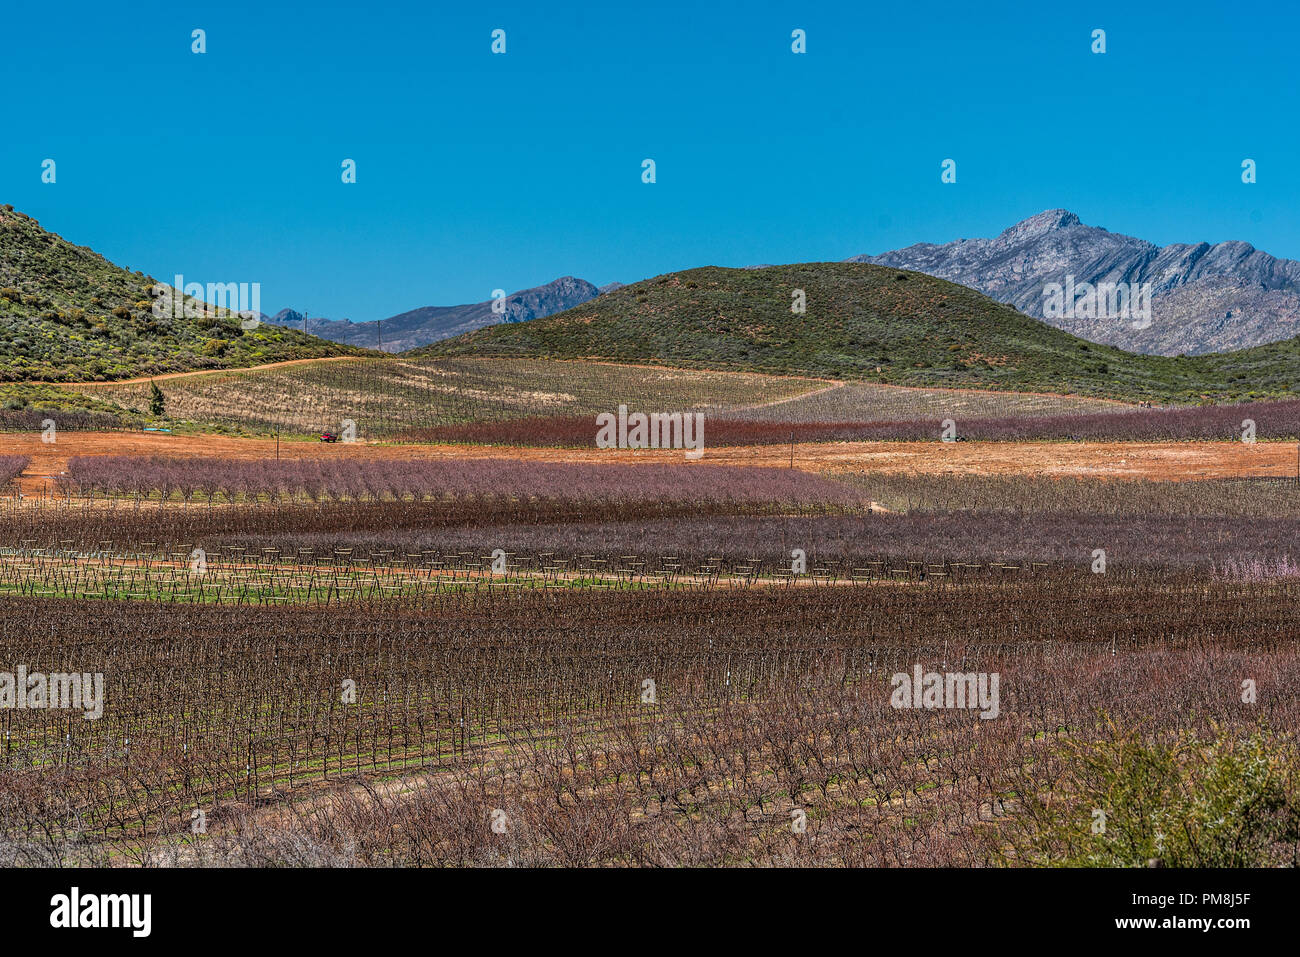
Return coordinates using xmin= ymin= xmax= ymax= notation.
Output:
xmin=266 ymin=277 xmax=607 ymax=353
xmin=0 ymin=205 xmax=363 ymax=382
xmin=419 ymin=261 xmax=1300 ymax=403
xmin=849 ymin=210 xmax=1300 ymax=356
xmin=269 ymin=308 xmax=309 ymax=327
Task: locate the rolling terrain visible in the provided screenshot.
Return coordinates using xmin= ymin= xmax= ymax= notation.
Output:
xmin=61 ymin=356 xmax=819 ymax=439
xmin=419 ymin=263 xmax=1300 ymax=404
xmin=10 ymin=202 xmax=1300 ymax=412
xmin=8 ymin=356 xmax=1132 ymax=440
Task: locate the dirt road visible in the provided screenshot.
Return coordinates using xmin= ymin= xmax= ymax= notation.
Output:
xmin=23 ymin=355 xmax=362 ymax=389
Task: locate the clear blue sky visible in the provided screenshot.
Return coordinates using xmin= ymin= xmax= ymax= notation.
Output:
xmin=3 ymin=0 xmax=1297 ymax=320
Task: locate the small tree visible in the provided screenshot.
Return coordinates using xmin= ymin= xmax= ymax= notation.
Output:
xmin=149 ymin=381 xmax=165 ymax=418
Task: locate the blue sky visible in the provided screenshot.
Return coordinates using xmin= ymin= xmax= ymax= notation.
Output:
xmin=3 ymin=0 xmax=1297 ymax=320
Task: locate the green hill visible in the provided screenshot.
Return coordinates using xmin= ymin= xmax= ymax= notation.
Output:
xmin=416 ymin=263 xmax=1300 ymax=403
xmin=0 ymin=204 xmax=368 ymax=383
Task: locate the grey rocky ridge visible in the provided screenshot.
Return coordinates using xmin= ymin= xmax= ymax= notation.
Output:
xmin=849 ymin=209 xmax=1300 ymax=356
xmin=265 ymin=276 xmax=607 ymax=352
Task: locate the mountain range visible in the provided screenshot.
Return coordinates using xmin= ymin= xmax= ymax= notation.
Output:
xmin=268 ymin=209 xmax=1300 ymax=358
xmin=849 ymin=210 xmax=1300 ymax=356
xmin=265 ymin=277 xmax=618 ymax=352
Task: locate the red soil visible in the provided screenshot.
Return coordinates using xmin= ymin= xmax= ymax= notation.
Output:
xmin=1 ymin=431 xmax=1292 ymax=495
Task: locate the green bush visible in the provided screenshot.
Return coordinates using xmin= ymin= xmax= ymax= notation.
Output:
xmin=1010 ymin=719 xmax=1300 ymax=867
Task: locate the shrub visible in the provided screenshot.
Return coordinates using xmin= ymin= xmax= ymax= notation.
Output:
xmin=1010 ymin=719 xmax=1300 ymax=867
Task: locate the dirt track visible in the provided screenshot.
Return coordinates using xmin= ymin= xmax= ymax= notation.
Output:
xmin=28 ymin=355 xmax=361 ymax=389
xmin=2 ymin=431 xmax=1293 ymax=495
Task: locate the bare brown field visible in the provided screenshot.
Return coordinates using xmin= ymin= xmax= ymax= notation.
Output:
xmin=2 ymin=430 xmax=1292 ymax=495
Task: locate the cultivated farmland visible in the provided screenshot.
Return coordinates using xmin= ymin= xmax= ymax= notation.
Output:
xmin=65 ymin=358 xmax=820 ymax=439
xmin=0 ymin=441 xmax=1296 ymax=867
xmin=50 ymin=356 xmax=1140 ymax=440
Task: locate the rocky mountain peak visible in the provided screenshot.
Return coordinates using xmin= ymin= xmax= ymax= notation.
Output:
xmin=849 ymin=211 xmax=1300 ymax=356
xmin=997 ymin=209 xmax=1083 ymax=243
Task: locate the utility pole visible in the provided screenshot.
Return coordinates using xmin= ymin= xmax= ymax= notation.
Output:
xmin=378 ymin=319 xmax=382 ymax=352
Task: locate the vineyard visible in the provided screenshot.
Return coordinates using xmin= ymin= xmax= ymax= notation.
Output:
xmin=39 ymin=355 xmax=1151 ymax=441
xmin=63 ymin=357 xmax=820 ymax=439
xmin=1 ymin=444 xmax=1297 ymax=867
xmin=35 ymin=351 xmax=1300 ymax=451
xmin=53 ymin=455 xmax=867 ymax=510
xmin=7 ymin=461 xmax=1300 ymax=602
xmin=405 ymin=397 xmax=1300 ymax=447
xmin=719 ymin=380 xmax=1137 ymax=422
xmin=0 ymin=536 xmax=1093 ymax=606
xmin=1 ymin=579 xmax=1296 ymax=867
